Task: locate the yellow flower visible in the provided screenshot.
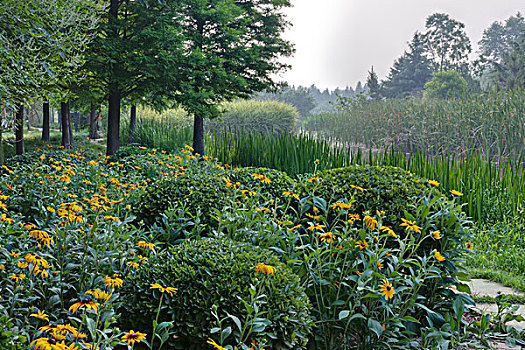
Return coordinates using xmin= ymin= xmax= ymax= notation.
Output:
xmin=364 ymin=215 xmax=378 ymax=230
xmin=251 ymin=173 xmax=271 ymax=184
xmin=25 ymin=254 xmax=51 ymax=269
xmin=319 ymin=232 xmax=334 ymax=243
xmin=348 ymin=213 xmax=361 ymax=224
xmin=355 ymin=240 xmax=369 ymax=250
xmin=307 ymin=223 xmax=326 ymax=231
xmin=433 ymin=230 xmax=441 ymax=240
xmin=255 ymin=263 xmax=276 ymax=274
xmin=128 ymin=262 xmax=140 ymax=269
xmin=30 ymin=310 xmax=49 ymax=321
xmin=400 ymin=218 xmax=422 ymax=234
xmin=450 ymin=190 xmax=463 ymax=197
xmin=104 ymin=216 xmax=120 ymax=222
xmin=207 ymin=338 xmax=227 ymax=350
xmin=427 ymin=180 xmax=440 ymax=187
xmin=9 ymin=251 xmax=20 ymax=257
xmin=350 ymin=184 xmax=364 ymax=192
xmin=377 ymin=261 xmax=384 ymax=270
xmin=435 ymin=251 xmax=446 ymax=262
xmin=103 ymin=275 xmax=123 ymax=288
xmin=307 ymin=176 xmax=319 ymax=183
xmin=282 ymin=191 xmax=299 ymax=200
xmin=17 ymin=261 xmax=29 ymax=269
xmin=288 ymin=224 xmax=302 ymax=231
xmin=121 ymin=330 xmax=147 ymax=345
xmin=150 ymin=283 xmax=178 ymax=295
xmin=29 ymin=337 xmax=67 ymax=350
xmin=379 ymin=278 xmax=395 ymax=300
xmin=466 ymin=241 xmax=474 ymax=250
xmin=9 ymin=273 xmax=25 ymax=282
xmin=330 ymin=202 xmax=352 ymax=210
xmin=380 ymin=226 xmax=397 ymax=238
xmin=241 ymin=189 xmax=258 ymax=196
xmin=137 ymin=241 xmax=155 ymax=250
xmin=68 ymin=301 xmax=100 ymax=314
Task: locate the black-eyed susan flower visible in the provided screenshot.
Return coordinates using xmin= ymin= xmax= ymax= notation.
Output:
xmin=241 ymin=189 xmax=258 ymax=196
xmin=282 ymin=191 xmax=299 ymax=200
xmin=433 ymin=231 xmax=442 ymax=240
xmin=348 ymin=213 xmax=361 ymax=224
xmin=319 ymin=232 xmax=334 ymax=243
xmin=400 ymin=218 xmax=422 ymax=234
xmin=288 ymin=224 xmax=302 ymax=231
xmin=136 ymin=241 xmax=155 ymax=250
xmin=379 ymin=278 xmax=395 ymax=300
xmin=9 ymin=251 xmax=20 ymax=257
xmin=128 ymin=262 xmax=139 ymax=269
xmin=466 ymin=241 xmax=474 ymax=250
xmin=255 ymin=263 xmax=276 ymax=274
xmin=355 ymin=240 xmax=369 ymax=250
xmin=427 ymin=180 xmax=440 ymax=187
xmin=103 ymin=274 xmax=123 ymax=288
xmin=29 ymin=337 xmax=67 ymax=350
xmin=39 ymin=324 xmax=61 ymax=333
xmin=377 ymin=261 xmax=384 ymax=270
xmin=207 ymin=338 xmax=227 ymax=350
xmin=121 ymin=330 xmax=147 ymax=345
xmin=450 ymin=190 xmax=463 ymax=197
xmin=9 ymin=273 xmax=25 ymax=282
xmin=251 ymin=173 xmax=271 ymax=184
xmin=25 ymin=254 xmax=51 ymax=269
xmin=69 ymin=301 xmax=100 ymax=314
xmin=150 ymin=283 xmax=178 ymax=295
xmin=434 ymin=251 xmax=446 ymax=262
xmin=364 ymin=215 xmax=378 ymax=230
xmin=330 ymin=202 xmax=352 ymax=210
xmin=32 ymin=266 xmax=50 ymax=278
xmin=104 ymin=216 xmax=120 ymax=222
xmin=17 ymin=261 xmax=29 ymax=269
xmin=380 ymin=226 xmax=397 ymax=238
xmin=30 ymin=309 xmax=49 ymax=321
xmin=307 ymin=223 xmax=326 ymax=231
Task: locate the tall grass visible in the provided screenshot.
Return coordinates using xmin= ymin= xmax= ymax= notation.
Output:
xmin=305 ymin=89 xmax=525 ymax=158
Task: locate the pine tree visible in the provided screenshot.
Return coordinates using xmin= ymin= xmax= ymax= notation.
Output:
xmin=365 ymin=66 xmax=381 ymax=100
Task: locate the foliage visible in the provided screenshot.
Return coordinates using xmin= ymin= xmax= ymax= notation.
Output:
xmin=421 ymin=13 xmax=472 ymax=72
xmin=299 ymin=165 xmax=432 ymax=230
xmin=424 ymin=70 xmax=468 ymax=99
xmin=207 ymin=100 xmax=299 ymax=134
xmin=120 ymin=238 xmax=312 ymax=350
xmin=382 ymin=33 xmax=433 ymax=99
xmin=365 ymin=66 xmax=381 ymax=100
xmin=254 ymin=86 xmax=316 ymax=118
xmin=227 ymin=166 xmax=296 ymax=201
xmin=495 ymin=40 xmax=525 ymax=90
xmin=479 ymin=12 xmax=525 ymax=63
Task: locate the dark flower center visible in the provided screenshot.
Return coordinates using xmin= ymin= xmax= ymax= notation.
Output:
xmin=386 ymin=286 xmax=391 ymax=291
xmin=111 ymin=276 xmax=116 ymax=279
xmin=163 ymin=285 xmax=167 ymax=289
xmin=48 ymin=338 xmax=57 ymax=345
xmin=130 ymin=333 xmax=138 ymax=339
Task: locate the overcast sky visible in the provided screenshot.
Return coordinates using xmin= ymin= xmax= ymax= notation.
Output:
xmin=277 ymin=0 xmax=524 ymax=90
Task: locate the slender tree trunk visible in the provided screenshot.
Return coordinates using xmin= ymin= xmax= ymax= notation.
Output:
xmin=42 ymin=99 xmax=50 ymax=142
xmin=15 ymin=105 xmax=24 ymax=155
xmin=192 ymin=114 xmax=205 ymax=156
xmin=61 ymin=102 xmax=73 ymax=149
xmin=26 ymin=107 xmax=32 ymax=131
xmin=107 ymin=83 xmax=121 ymax=155
xmin=0 ymin=107 xmax=5 ymax=164
xmin=89 ymin=102 xmax=99 ymax=139
xmin=128 ymin=104 xmax=136 ymax=144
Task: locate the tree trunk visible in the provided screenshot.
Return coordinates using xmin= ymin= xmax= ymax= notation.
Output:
xmin=42 ymin=99 xmax=50 ymax=142
xmin=128 ymin=104 xmax=137 ymax=144
xmin=0 ymin=107 xmax=5 ymax=164
xmin=107 ymin=83 xmax=121 ymax=155
xmin=15 ymin=105 xmax=24 ymax=155
xmin=26 ymin=107 xmax=32 ymax=131
xmin=193 ymin=114 xmax=205 ymax=156
xmin=89 ymin=102 xmax=99 ymax=139
xmin=61 ymin=102 xmax=74 ymax=149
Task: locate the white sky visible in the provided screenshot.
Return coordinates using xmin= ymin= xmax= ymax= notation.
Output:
xmin=277 ymin=0 xmax=525 ymax=90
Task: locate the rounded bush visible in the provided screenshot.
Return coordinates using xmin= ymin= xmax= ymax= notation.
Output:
xmin=301 ymin=165 xmax=434 ymax=228
xmin=133 ymin=170 xmax=231 ymax=229
xmin=207 ymin=100 xmax=299 ymax=134
xmin=120 ymin=239 xmax=312 ymax=349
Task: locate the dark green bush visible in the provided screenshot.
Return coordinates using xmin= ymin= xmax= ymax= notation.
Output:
xmin=133 ymin=169 xmax=231 ymax=230
xmin=300 ymin=165 xmax=435 ymax=228
xmin=120 ymin=239 xmax=312 ymax=349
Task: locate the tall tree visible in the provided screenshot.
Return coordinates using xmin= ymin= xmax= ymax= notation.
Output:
xmin=479 ymin=12 xmax=525 ymax=63
xmin=495 ymin=40 xmax=525 ymax=90
xmin=86 ymin=0 xmax=185 ymax=155
xmin=422 ymin=13 xmax=472 ymax=72
xmin=365 ymin=66 xmax=381 ymax=100
xmin=171 ymin=0 xmax=294 ymax=156
xmin=383 ymin=32 xmax=433 ymax=98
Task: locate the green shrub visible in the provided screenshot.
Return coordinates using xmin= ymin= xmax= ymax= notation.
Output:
xmin=207 ymin=99 xmax=299 ymax=134
xmin=300 ymin=165 xmax=434 ymax=229
xmin=120 ymin=238 xmax=312 ymax=349
xmin=133 ymin=170 xmax=232 ymax=231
